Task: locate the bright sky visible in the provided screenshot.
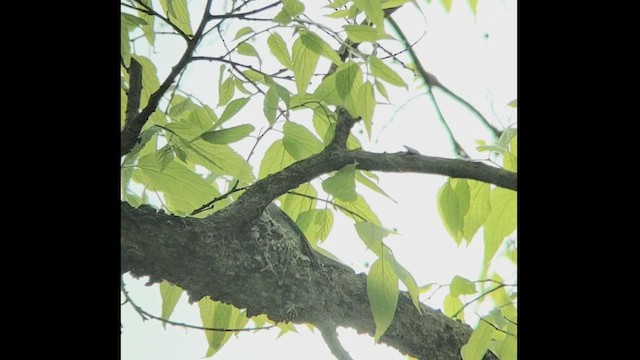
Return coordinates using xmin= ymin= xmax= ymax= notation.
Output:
xmin=121 ymin=0 xmax=517 ymax=358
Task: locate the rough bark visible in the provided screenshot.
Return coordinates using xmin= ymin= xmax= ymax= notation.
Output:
xmin=122 ymin=202 xmax=497 ymax=360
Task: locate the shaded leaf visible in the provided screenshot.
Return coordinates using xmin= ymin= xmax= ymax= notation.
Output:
xmin=368 ymin=258 xmax=399 ymax=342
xmin=322 ymin=165 xmax=357 ymax=202
xmin=201 ymin=124 xmax=255 ymax=144
xmin=216 ymin=97 xmax=250 ymax=128
xmin=370 ymin=56 xmax=407 ymax=87
xmin=300 ymin=30 xmax=343 ymax=65
xmin=283 ymin=122 xmax=323 ymax=160
xmin=160 ymin=281 xmax=183 ymax=329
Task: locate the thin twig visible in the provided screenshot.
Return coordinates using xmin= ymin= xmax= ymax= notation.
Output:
xmin=287 ymin=191 xmax=368 ymax=222
xmin=427 ymin=88 xmax=470 ymax=159
xmin=317 ymin=323 xmax=353 ymax=360
xmin=121 ymin=277 xmax=276 ymax=332
xmin=451 ymin=284 xmax=507 ymax=318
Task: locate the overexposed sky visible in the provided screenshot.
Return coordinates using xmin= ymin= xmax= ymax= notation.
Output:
xmin=122 ymin=0 xmax=517 ymax=358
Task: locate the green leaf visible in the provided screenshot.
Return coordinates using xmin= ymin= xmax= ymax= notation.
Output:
xmin=283 ymin=0 xmax=305 ymax=16
xmin=165 ymin=107 xmax=216 ymax=141
xmin=327 ymin=0 xmax=351 ymax=7
xmin=292 ymin=36 xmax=320 ymax=94
xmin=137 ymin=0 xmax=155 ymax=46
xmin=275 ymin=84 xmax=291 ymax=107
xmin=283 ymin=122 xmax=324 ymax=160
xmin=267 ymin=33 xmax=292 ymax=70
xmin=297 ymin=209 xmax=323 ymax=243
xmin=443 ymin=294 xmax=464 ymax=320
xmin=462 ymin=180 xmax=491 ymax=242
xmin=201 ymin=124 xmax=255 ymax=144
xmin=449 ymin=275 xmax=477 ymax=297
xmin=381 ymin=0 xmax=413 ymax=8
xmin=493 ymin=325 xmax=517 ymax=360
xmin=169 ymin=95 xmax=195 ymax=118
xmin=336 ymin=195 xmax=381 ymax=225
xmin=367 ymin=258 xmax=399 ymax=342
xmin=335 ymin=61 xmax=363 ymax=117
xmin=263 ymin=86 xmax=279 ymax=125
xmin=159 ymin=0 xmax=192 ymax=35
xmin=355 ymin=170 xmax=394 ymax=200
xmin=121 ymin=12 xmax=148 ymax=29
xmin=467 ymin=0 xmax=479 ymax=15
xmin=384 ymin=251 xmax=422 ymax=312
xmin=452 ymin=179 xmax=470 ymax=217
xmin=312 ymin=106 xmax=337 ymax=142
xmin=273 ymin=9 xmax=292 ymax=24
xmin=259 ymin=140 xmax=296 ymax=179
xmin=322 ymin=165 xmax=357 ymax=202
xmin=215 ymin=97 xmax=250 ymax=128
xmin=300 ymin=30 xmax=343 ymax=66
xmin=132 ymin=153 xmax=218 ymax=215
xmin=315 ymin=208 xmax=334 ymax=242
xmin=504 ymin=136 xmax=517 ymax=172
xmin=243 ymin=69 xmax=265 ymax=83
xmin=461 ymin=321 xmax=495 ymax=360
xmin=314 ymin=73 xmax=342 ymax=105
xmin=357 ymin=0 xmax=385 ymax=30
xmin=218 ymin=77 xmax=235 ymax=107
xmin=437 ymin=181 xmax=464 ymax=245
xmin=237 ymin=42 xmax=261 ymax=64
xmin=198 ymin=297 xmax=234 ymax=357
xmin=483 ymin=188 xmax=517 ymax=266
xmin=370 ymin=56 xmax=407 ymax=87
xmin=290 ymin=93 xmax=319 ymax=109
xmin=374 ymin=80 xmax=390 ymax=101
xmin=233 ymin=26 xmax=254 ymax=40
xmin=234 ymin=78 xmax=252 ymax=95
xmin=186 ymin=140 xmax=255 ymax=184
xmin=160 ymin=281 xmax=183 ymax=329
xmin=439 ymin=0 xmax=453 ymax=12
xmin=325 ymin=9 xmax=351 ymax=18
xmin=282 ymin=183 xmax=317 ymax=222
xmin=354 ymin=221 xmax=393 ymax=256
xmin=343 ymin=25 xmax=386 ymax=42
xmin=358 ymin=81 xmax=376 ymax=138
xmin=507 ymin=99 xmax=517 ymax=108
xmin=132 ymin=55 xmax=161 ymax=108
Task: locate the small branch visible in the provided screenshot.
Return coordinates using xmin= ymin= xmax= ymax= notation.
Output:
xmin=317 ymin=323 xmax=354 ymax=360
xmin=287 ymin=191 xmax=368 ymax=222
xmin=121 ymin=277 xmax=276 ymax=332
xmin=208 ymin=1 xmax=280 ymax=19
xmin=121 ymin=0 xmax=214 ymax=156
xmin=478 ymin=316 xmax=517 ymax=337
xmin=427 ymin=88 xmax=470 ymax=159
xmin=387 ymin=16 xmax=501 ymax=139
xmin=451 ymin=285 xmax=507 ymax=318
xmin=191 ymin=186 xmax=248 ymax=216
xmin=125 ymin=58 xmax=143 ymax=122
xmin=129 ymin=0 xmax=190 ymax=41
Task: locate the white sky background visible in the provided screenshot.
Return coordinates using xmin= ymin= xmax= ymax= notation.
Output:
xmin=121 ymin=0 xmax=517 ymax=358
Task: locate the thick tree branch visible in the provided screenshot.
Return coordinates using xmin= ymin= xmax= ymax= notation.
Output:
xmin=121 ymin=203 xmax=497 ymax=360
xmin=317 ymin=323 xmax=353 ymax=360
xmin=120 ymin=0 xmax=214 ymax=157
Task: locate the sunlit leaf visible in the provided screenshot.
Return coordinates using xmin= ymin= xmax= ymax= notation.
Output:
xmin=137 ymin=0 xmax=155 ymax=46
xmin=237 ymin=43 xmax=261 ymax=65
xmin=315 ymin=208 xmax=334 ymax=242
xmin=132 ymin=55 xmax=161 ymax=108
xmin=335 ymin=61 xmax=363 ymax=117
xmin=381 ymin=0 xmax=413 ymax=8
xmin=467 ymin=0 xmax=479 ymax=15
xmin=461 ymin=321 xmax=495 ymax=360
xmin=462 ymin=180 xmax=491 ymax=242
xmin=367 ymin=258 xmax=398 ymax=342
xmin=374 ymin=80 xmax=390 ymax=101
xmin=507 ymin=99 xmax=517 ymax=108
xmin=327 ymin=0 xmax=351 ymax=7
xmin=355 ymin=171 xmax=394 ymax=200
xmin=268 ymin=33 xmax=293 ymax=69
xmin=449 ymin=275 xmax=477 ymax=297
xmin=218 ymin=77 xmax=235 ymax=107
xmin=325 ymin=9 xmax=350 ymax=18
xmin=282 ymin=183 xmax=317 ymax=221
xmin=259 ymin=139 xmax=296 ymax=179
xmin=354 ymin=221 xmax=394 ymax=255
xmin=292 ymin=36 xmax=320 ymax=94
xmin=283 ymin=0 xmax=305 ymax=16
xmin=443 ymin=294 xmax=464 ymax=320
xmin=314 ymin=73 xmax=342 ymax=105
xmin=283 ymin=122 xmax=323 ymax=160
xmin=437 ymin=181 xmax=464 ymax=245
xmin=323 ymin=165 xmax=358 ymax=202
xmin=243 ymin=69 xmax=266 ymax=83
xmin=336 ymin=195 xmax=381 ymax=224
xmin=358 ymin=81 xmax=376 ymax=138
xmin=201 ymin=124 xmax=255 ymax=144
xmin=233 ymin=26 xmax=254 ymax=40
xmin=198 ymin=297 xmax=234 ymax=357
xmin=160 ymin=281 xmax=183 ymax=329
xmin=132 ymin=153 xmax=218 ymax=215
xmin=384 ymin=250 xmax=422 ymax=312
xmin=484 ymin=188 xmax=517 ymax=266
xmin=297 ymin=209 xmax=322 ymax=243
xmin=370 ymin=56 xmax=407 ymax=87
xmin=357 ymin=0 xmax=385 ymax=30
xmin=187 ymin=140 xmax=255 ymax=184
xmin=343 ymin=25 xmax=387 ymax=42
xmin=159 ymin=0 xmax=192 ymax=35
xmin=439 ymin=0 xmax=453 ymax=12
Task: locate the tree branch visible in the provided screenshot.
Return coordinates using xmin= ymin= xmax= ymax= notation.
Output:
xmin=317 ymin=323 xmax=354 ymax=360
xmin=387 ymin=16 xmax=502 ymax=139
xmin=120 ymin=0 xmax=214 ymax=157
xmin=121 ymin=202 xmax=498 ymax=360
xmin=124 ymin=58 xmax=143 ymax=122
